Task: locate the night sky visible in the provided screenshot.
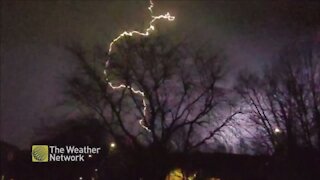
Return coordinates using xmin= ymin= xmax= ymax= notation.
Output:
xmin=1 ymin=0 xmax=319 ymax=149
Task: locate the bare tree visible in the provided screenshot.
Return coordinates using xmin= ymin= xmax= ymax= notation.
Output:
xmin=65 ymin=35 xmax=240 ymax=179
xmin=236 ymin=41 xmax=320 ymax=155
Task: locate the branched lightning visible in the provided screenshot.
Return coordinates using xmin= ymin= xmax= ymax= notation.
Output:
xmin=104 ymin=0 xmax=175 ymax=131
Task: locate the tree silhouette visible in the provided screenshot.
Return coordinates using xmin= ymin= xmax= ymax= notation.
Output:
xmin=236 ymin=41 xmax=320 ymax=155
xmin=64 ymin=35 xmax=240 ymax=179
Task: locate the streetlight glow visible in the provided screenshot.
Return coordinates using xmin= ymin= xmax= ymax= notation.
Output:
xmin=110 ymin=142 xmax=116 ymax=149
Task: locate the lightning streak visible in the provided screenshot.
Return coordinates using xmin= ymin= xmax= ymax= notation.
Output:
xmin=105 ymin=0 xmax=175 ymax=131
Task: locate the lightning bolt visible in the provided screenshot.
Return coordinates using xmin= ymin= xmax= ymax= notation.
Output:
xmin=104 ymin=0 xmax=175 ymax=131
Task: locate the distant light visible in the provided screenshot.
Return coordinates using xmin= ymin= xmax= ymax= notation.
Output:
xmin=88 ymin=154 xmax=92 ymax=158
xmin=167 ymin=168 xmax=197 ymax=180
xmin=110 ymin=142 xmax=116 ymax=149
xmin=208 ymin=177 xmax=221 ymax=180
xmin=79 ymin=177 xmax=83 ymax=180
xmin=94 ymin=168 xmax=98 ymax=172
xmin=275 ymin=128 xmax=281 ymax=134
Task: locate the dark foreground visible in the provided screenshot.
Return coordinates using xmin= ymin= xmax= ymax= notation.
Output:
xmin=1 ymin=141 xmax=319 ymax=180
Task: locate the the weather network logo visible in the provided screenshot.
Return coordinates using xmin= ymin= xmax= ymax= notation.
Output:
xmin=31 ymin=144 xmax=101 ymax=162
xmin=32 ymin=145 xmax=49 ymax=162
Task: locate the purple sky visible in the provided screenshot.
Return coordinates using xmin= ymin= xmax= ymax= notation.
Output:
xmin=1 ymin=0 xmax=319 ymax=149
